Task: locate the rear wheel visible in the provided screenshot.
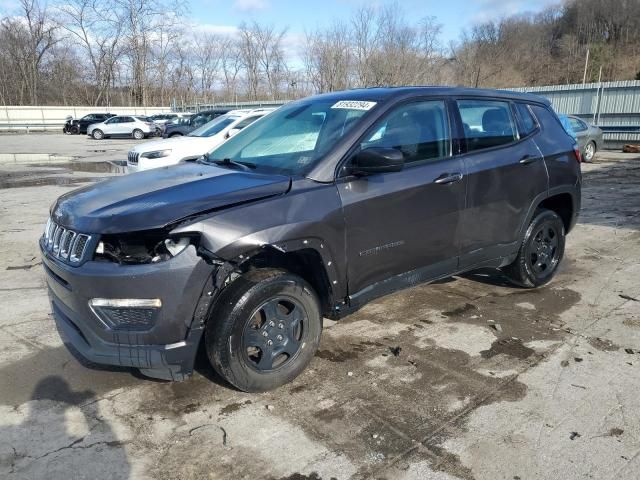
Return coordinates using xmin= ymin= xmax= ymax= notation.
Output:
xmin=91 ymin=129 xmax=104 ymax=140
xmin=132 ymin=129 xmax=145 ymax=140
xmin=583 ymin=141 xmax=596 ymax=162
xmin=502 ymin=209 xmax=565 ymax=288
xmin=206 ymin=269 xmax=322 ymax=392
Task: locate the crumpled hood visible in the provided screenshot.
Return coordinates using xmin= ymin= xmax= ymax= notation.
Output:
xmin=52 ymin=162 xmax=291 ymax=234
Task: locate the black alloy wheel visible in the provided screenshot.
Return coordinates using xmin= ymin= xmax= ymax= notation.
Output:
xmin=503 ymin=209 xmax=566 ymax=288
xmin=242 ymin=297 xmax=306 ymax=371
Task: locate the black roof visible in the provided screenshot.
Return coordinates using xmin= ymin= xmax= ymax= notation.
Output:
xmin=305 ymin=86 xmax=550 ymax=106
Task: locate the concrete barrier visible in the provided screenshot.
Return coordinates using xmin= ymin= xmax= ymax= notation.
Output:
xmin=0 ymin=106 xmax=171 ymax=132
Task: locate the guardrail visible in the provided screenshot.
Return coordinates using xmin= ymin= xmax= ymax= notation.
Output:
xmin=0 ymin=106 xmax=171 ymax=133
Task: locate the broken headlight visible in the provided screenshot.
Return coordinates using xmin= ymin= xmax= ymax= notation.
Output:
xmin=94 ymin=231 xmax=197 ymax=264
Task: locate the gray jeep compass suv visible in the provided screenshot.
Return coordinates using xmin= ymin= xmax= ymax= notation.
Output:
xmin=41 ymin=87 xmax=581 ymax=392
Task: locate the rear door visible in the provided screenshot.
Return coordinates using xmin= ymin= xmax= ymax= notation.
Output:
xmin=338 ymin=99 xmax=466 ymax=296
xmin=456 ymin=98 xmax=547 ymax=268
xmin=116 ymin=116 xmax=135 ymax=135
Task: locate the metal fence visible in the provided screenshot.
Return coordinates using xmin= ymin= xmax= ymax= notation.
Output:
xmin=509 ymin=80 xmax=640 ymax=149
xmin=0 ymin=106 xmax=171 ymax=133
xmin=173 ymin=100 xmax=287 ymax=112
xmin=3 ymin=83 xmax=639 ymax=148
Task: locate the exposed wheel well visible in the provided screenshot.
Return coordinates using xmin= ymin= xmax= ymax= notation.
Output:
xmin=239 ymin=247 xmax=333 ymax=315
xmin=538 ymin=193 xmax=573 ymax=233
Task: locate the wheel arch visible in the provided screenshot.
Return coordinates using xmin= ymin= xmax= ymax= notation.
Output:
xmin=519 ymin=187 xmax=579 ymax=239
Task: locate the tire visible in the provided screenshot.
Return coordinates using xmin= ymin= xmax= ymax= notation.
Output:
xmin=91 ymin=129 xmax=104 ymax=140
xmin=132 ymin=129 xmax=145 ymax=140
xmin=206 ymin=268 xmax=322 ymax=392
xmin=169 ymin=133 xmax=182 ymax=138
xmin=502 ymin=209 xmax=565 ymax=288
xmin=583 ymin=141 xmax=596 ymax=162
xmin=70 ymin=126 xmax=79 ymax=135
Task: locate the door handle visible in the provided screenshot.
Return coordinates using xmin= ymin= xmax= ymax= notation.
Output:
xmin=519 ymin=155 xmax=538 ymax=165
xmin=434 ymin=173 xmax=463 ymax=185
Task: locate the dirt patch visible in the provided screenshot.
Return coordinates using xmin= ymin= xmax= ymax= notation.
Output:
xmin=588 ymin=337 xmax=620 ymax=352
xmin=480 ymin=338 xmax=536 ymax=360
xmin=219 ymin=400 xmax=252 ymax=416
xmin=272 ymin=473 xmax=334 ymax=480
xmin=315 ymin=349 xmax=359 ymax=363
xmin=442 ymin=303 xmax=478 ymax=317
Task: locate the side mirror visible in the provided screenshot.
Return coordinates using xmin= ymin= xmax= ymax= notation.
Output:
xmin=349 ymin=147 xmax=404 ymax=176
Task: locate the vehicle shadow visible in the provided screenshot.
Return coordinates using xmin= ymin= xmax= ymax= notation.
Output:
xmin=0 ymin=376 xmax=130 ymax=478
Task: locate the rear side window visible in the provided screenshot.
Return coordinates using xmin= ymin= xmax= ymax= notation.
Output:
xmin=360 ymin=100 xmax=450 ymax=165
xmin=457 ymin=99 xmax=517 ymax=152
xmin=515 ymin=103 xmax=538 ymax=137
xmin=568 ymin=117 xmax=588 ymax=132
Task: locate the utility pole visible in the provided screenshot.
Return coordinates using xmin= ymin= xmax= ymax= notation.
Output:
xmin=593 ymin=65 xmax=603 ymax=124
xmin=582 ymin=47 xmax=590 ymax=85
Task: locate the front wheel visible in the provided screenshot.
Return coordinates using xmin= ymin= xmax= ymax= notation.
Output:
xmin=502 ymin=209 xmax=565 ymax=288
xmin=206 ymin=269 xmax=322 ymax=392
xmin=91 ymin=129 xmax=104 ymax=140
xmin=132 ymin=129 xmax=145 ymax=140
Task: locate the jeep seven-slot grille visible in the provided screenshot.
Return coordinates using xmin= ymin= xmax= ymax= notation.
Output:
xmin=43 ymin=217 xmax=92 ymax=264
xmin=128 ymin=151 xmax=139 ymax=164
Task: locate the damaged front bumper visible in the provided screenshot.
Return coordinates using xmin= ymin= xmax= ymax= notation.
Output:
xmin=40 ymin=238 xmax=216 ymax=380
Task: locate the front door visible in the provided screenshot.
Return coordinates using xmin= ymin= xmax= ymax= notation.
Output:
xmin=337 ymin=99 xmax=466 ymax=297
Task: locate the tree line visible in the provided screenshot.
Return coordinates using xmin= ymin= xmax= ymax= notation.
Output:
xmin=1 ymin=0 xmax=639 ymax=107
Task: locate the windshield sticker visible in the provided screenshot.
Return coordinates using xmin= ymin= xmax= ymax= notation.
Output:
xmin=331 ymin=101 xmax=377 ymax=111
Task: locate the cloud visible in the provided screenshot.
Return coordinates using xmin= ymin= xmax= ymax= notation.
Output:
xmin=233 ymin=0 xmax=270 ymax=11
xmin=471 ymin=0 xmax=560 ymax=24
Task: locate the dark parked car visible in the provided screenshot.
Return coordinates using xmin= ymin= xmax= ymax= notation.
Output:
xmin=162 ymin=108 xmax=231 ymax=137
xmin=567 ymin=115 xmax=603 ymax=162
xmin=41 ymin=87 xmax=581 ymax=392
xmin=63 ymin=113 xmax=116 ymax=134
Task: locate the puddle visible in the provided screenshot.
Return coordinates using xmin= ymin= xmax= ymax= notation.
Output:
xmin=0 ymin=160 xmax=127 ymax=188
xmin=0 ymin=153 xmax=78 ymax=164
xmin=31 ymin=160 xmax=127 ymax=173
xmin=0 ymin=176 xmax=103 ymax=188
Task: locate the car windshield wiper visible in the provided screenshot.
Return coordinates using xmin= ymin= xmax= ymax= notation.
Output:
xmin=204 ymin=155 xmax=256 ymax=171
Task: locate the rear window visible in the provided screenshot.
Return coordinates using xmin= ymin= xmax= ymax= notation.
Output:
xmin=515 ymin=103 xmax=538 ymax=137
xmin=457 ymin=99 xmax=517 ymax=152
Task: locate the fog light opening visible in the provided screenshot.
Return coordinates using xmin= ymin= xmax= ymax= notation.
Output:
xmin=89 ymin=298 xmax=162 ymax=331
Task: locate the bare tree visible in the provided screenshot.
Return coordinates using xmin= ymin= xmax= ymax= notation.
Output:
xmin=1 ymin=0 xmax=59 ymax=104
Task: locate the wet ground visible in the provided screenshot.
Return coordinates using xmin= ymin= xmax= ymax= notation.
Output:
xmin=0 ymin=135 xmax=639 ymax=479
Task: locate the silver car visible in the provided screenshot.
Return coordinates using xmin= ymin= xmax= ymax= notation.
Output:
xmin=567 ymin=115 xmax=604 ymax=162
xmin=87 ymin=115 xmax=156 ymax=140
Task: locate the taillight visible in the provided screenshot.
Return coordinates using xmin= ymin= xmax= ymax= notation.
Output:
xmin=573 ymin=145 xmax=582 ymax=163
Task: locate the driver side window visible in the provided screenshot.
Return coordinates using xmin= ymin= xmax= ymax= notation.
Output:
xmin=360 ymin=100 xmax=450 ymax=165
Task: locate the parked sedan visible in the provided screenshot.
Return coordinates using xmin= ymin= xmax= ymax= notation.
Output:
xmin=127 ymin=109 xmax=275 ymax=172
xmin=87 ymin=116 xmax=156 ymax=140
xmin=567 ymin=115 xmax=603 ymax=162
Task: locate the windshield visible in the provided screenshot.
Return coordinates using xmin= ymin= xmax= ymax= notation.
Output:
xmin=189 ymin=115 xmax=237 ymax=137
xmin=205 ymin=100 xmax=373 ymax=175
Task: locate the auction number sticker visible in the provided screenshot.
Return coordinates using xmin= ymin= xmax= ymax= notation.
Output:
xmin=331 ymin=101 xmax=377 ymax=111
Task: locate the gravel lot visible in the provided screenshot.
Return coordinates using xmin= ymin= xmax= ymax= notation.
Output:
xmin=1 ymin=134 xmax=639 ymax=480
